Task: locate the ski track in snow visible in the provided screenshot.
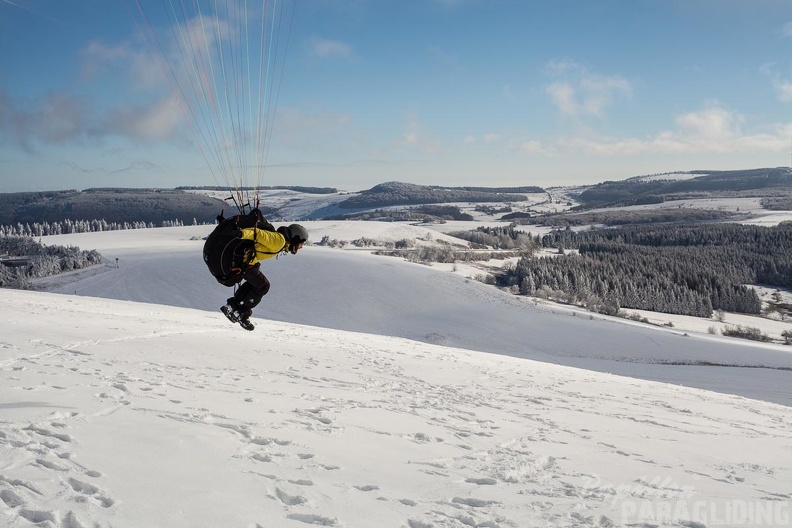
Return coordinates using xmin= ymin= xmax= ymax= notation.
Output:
xmin=1 ymin=291 xmax=791 ymax=527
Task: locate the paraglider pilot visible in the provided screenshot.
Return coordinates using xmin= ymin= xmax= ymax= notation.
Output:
xmin=203 ymin=208 xmax=308 ymax=331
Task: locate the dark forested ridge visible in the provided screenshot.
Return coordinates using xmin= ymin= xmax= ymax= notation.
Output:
xmin=327 ymin=204 xmax=476 ymax=222
xmin=176 ymin=185 xmax=338 ymax=194
xmin=433 ymin=185 xmax=545 ymax=194
xmin=339 ymin=182 xmax=534 ymax=209
xmin=501 ymin=223 xmax=792 ymax=318
xmin=0 ymin=189 xmax=226 ymax=226
xmin=576 ymin=167 xmax=792 ymax=207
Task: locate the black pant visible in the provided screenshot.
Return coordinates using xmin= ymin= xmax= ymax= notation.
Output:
xmin=229 ymin=263 xmax=270 ymax=316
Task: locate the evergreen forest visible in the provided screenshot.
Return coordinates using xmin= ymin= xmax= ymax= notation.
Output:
xmin=0 ymin=236 xmax=103 ymax=289
xmin=501 ymin=223 xmax=792 ymax=318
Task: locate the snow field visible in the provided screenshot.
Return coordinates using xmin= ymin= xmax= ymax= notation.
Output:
xmin=1 ymin=290 xmax=791 ymax=527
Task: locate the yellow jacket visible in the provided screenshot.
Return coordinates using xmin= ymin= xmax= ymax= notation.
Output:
xmin=240 ymin=227 xmax=288 ymax=264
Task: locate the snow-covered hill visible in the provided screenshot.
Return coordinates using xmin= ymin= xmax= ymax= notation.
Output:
xmin=38 ymin=226 xmax=792 ymax=407
xmin=1 ymin=290 xmax=791 ymax=528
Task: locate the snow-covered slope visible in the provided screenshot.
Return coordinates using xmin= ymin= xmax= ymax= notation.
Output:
xmin=1 ymin=290 xmax=791 ymax=528
xmin=39 ymin=226 xmax=792 ymax=406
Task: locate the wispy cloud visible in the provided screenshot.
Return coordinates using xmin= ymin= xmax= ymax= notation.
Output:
xmin=103 ymin=97 xmax=184 ymax=142
xmin=675 ymin=105 xmax=742 ymax=140
xmin=759 ymin=63 xmax=792 ymax=104
xmin=273 ymin=107 xmax=365 ymax=158
xmin=783 ymin=22 xmax=792 ymax=38
xmin=545 ymin=82 xmax=578 ymax=117
xmin=775 ymin=81 xmax=792 ymax=103
xmin=499 ymin=101 xmax=789 ymax=160
xmin=81 ymin=40 xmax=165 ymax=92
xmin=558 ymin=103 xmax=788 ymax=156
xmin=545 ymin=59 xmax=632 ymax=118
xmin=0 ymin=88 xmax=185 ymax=151
xmin=514 ymin=139 xmax=550 ymax=155
xmin=0 ymin=90 xmax=91 ymax=152
xmin=310 ymin=37 xmax=354 ymax=60
xmin=392 ymin=113 xmax=442 ymax=155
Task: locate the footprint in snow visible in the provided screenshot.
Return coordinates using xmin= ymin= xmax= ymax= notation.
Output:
xmin=0 ymin=488 xmax=25 ymax=508
xmin=286 ymin=513 xmax=338 ymax=526
xmin=465 ymin=477 xmax=498 ymax=485
xmin=68 ymin=478 xmax=115 ymax=508
xmin=275 ymin=487 xmax=307 ymax=506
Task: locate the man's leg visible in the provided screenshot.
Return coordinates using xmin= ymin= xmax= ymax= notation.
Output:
xmin=229 ymin=264 xmax=271 ymax=319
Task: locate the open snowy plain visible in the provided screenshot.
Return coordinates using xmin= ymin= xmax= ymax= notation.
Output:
xmin=2 ymin=215 xmax=792 ymax=527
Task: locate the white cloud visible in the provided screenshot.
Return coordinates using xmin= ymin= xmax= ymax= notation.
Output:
xmin=759 ymin=63 xmax=792 ymax=104
xmin=0 ymin=88 xmax=189 ymax=151
xmin=515 ymin=139 xmax=549 ymax=155
xmin=388 ymin=113 xmax=443 ymax=155
xmin=546 ymin=58 xmax=581 ymax=76
xmin=544 ymin=60 xmax=632 ymax=118
xmin=273 ymin=107 xmax=362 ymax=157
xmin=675 ymin=105 xmax=742 ymax=141
xmin=81 ymin=40 xmax=165 ymax=92
xmin=394 ymin=132 xmax=419 ymax=147
xmin=393 ymin=130 xmax=442 ymax=155
xmin=559 ymin=104 xmax=788 ymax=156
xmin=0 ymin=91 xmax=90 ymax=151
xmin=502 ymin=101 xmax=789 ymax=160
xmin=545 ymin=82 xmax=578 ymax=117
xmin=579 ymin=75 xmax=632 ymax=116
xmin=103 ymin=97 xmax=184 ymax=142
xmin=81 ymin=41 xmax=128 ymax=76
xmin=774 ymin=81 xmax=792 ymax=103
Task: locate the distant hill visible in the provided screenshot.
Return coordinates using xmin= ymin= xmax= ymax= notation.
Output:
xmin=0 ymin=189 xmax=226 ymax=226
xmin=339 ymin=181 xmax=539 ymax=209
xmin=576 ymin=168 xmax=792 ymax=207
xmin=177 ymin=185 xmax=338 ymax=194
xmin=3 ymin=169 xmax=789 ymax=227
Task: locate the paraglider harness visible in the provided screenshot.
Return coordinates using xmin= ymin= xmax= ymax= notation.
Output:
xmin=202 ymin=208 xmax=279 ymax=287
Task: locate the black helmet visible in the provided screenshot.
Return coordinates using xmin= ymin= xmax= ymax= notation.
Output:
xmin=277 ymin=223 xmax=308 ymax=254
xmin=288 ymin=224 xmax=308 ymax=244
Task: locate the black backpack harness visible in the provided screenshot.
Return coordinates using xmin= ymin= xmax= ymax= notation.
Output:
xmin=203 ymin=210 xmax=283 ymax=287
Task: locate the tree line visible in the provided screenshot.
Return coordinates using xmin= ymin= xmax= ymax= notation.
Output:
xmin=500 ymin=222 xmax=792 ymax=318
xmin=511 ymin=208 xmax=737 ymax=227
xmin=1 ymin=218 xmax=192 ymax=237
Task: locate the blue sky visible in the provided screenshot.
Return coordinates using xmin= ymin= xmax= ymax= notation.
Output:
xmin=2 ymin=0 xmax=792 ymax=192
